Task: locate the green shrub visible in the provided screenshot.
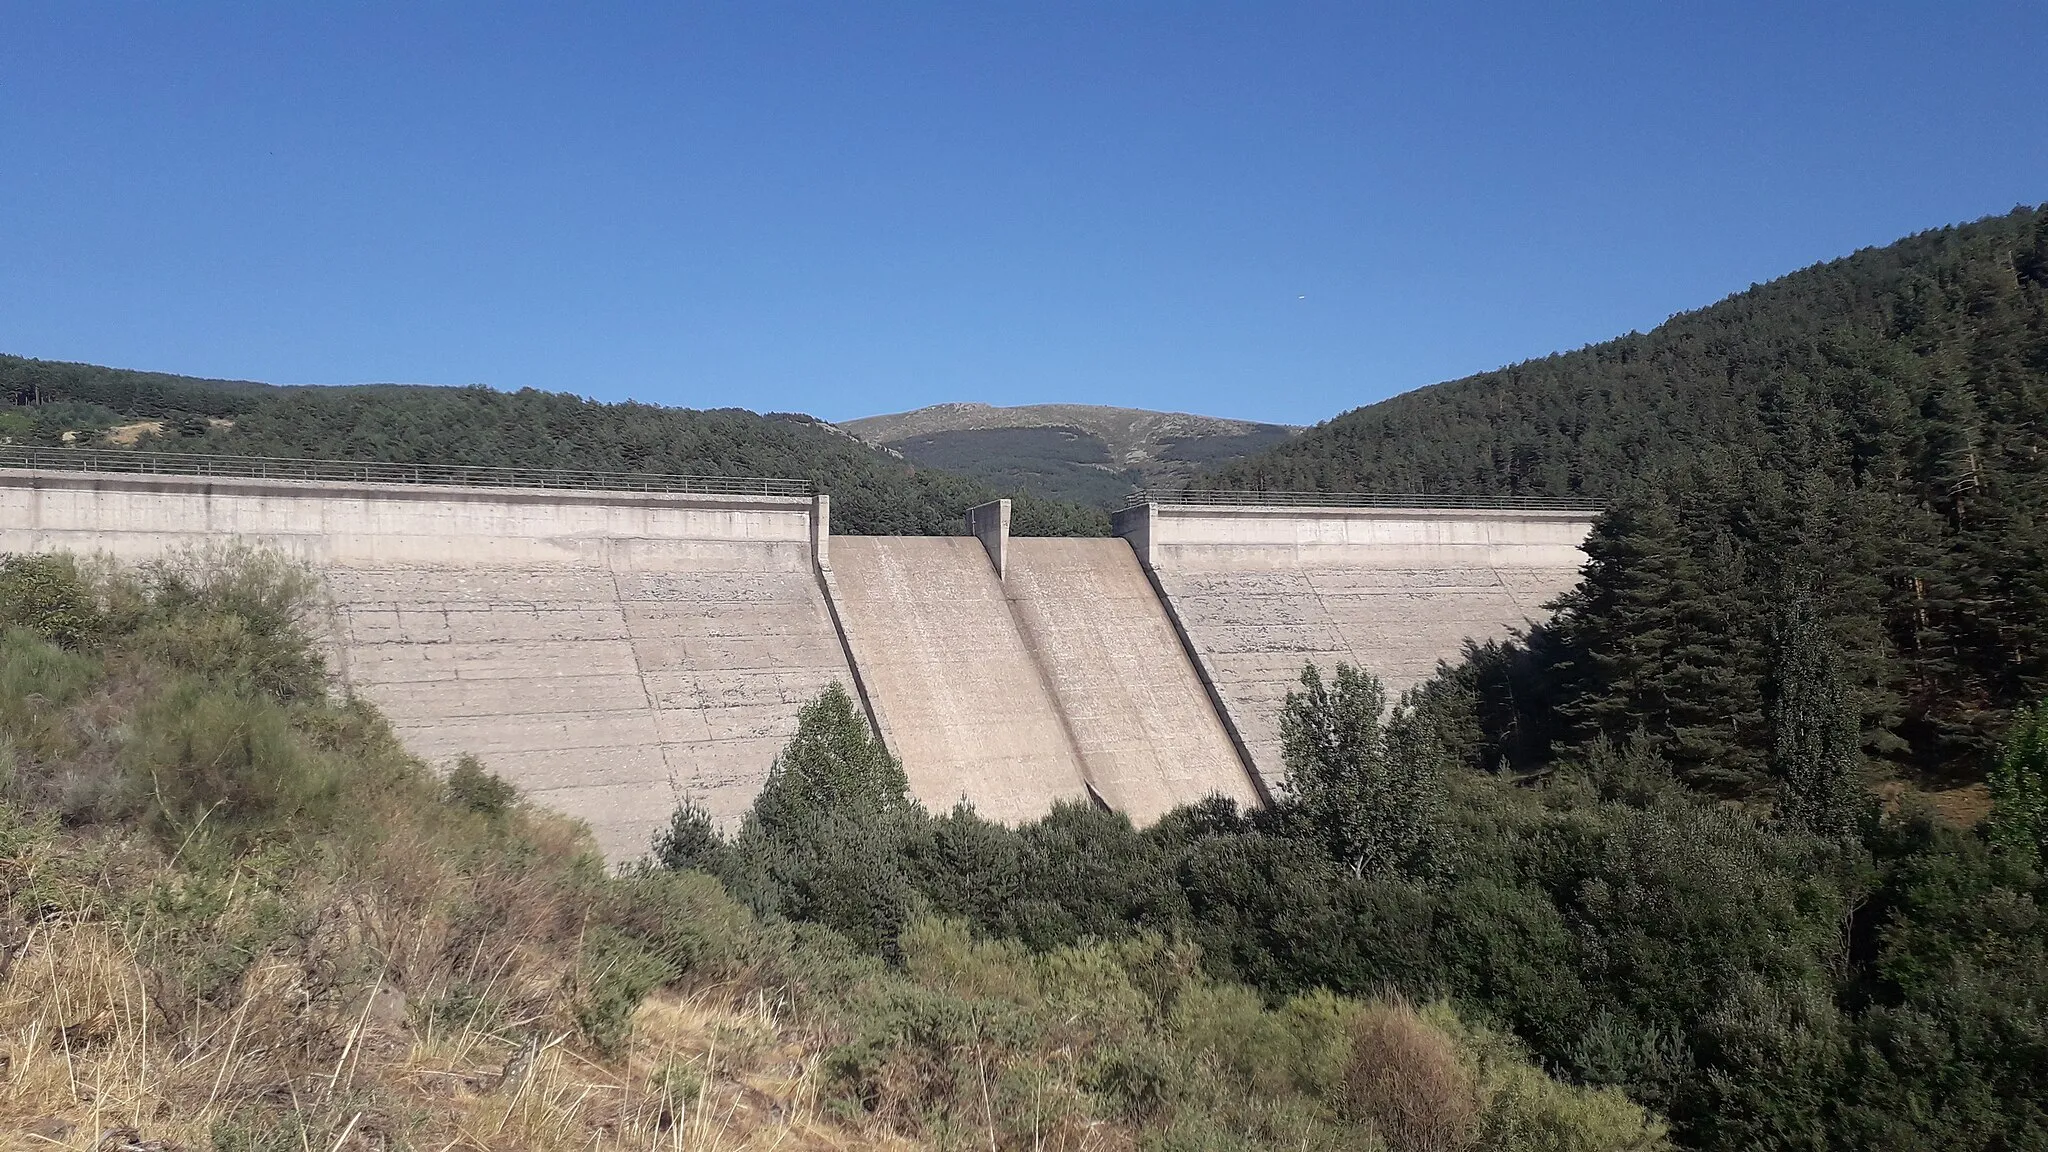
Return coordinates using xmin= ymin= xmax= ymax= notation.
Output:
xmin=1989 ymin=699 xmax=2048 ymax=861
xmin=444 ymin=753 xmax=518 ymax=818
xmin=1434 ymin=1002 xmax=1672 ymax=1152
xmin=1084 ymin=1038 xmax=1182 ymax=1121
xmin=0 ymin=553 xmax=102 ymax=649
xmin=1172 ymin=982 xmax=1296 ymax=1097
xmin=1282 ymin=989 xmax=1367 ymax=1099
xmin=0 ymin=628 xmax=99 ymax=741
xmin=605 ymin=867 xmax=752 ymax=978
xmin=573 ymin=925 xmax=677 ymax=1054
xmin=649 ymin=1060 xmax=704 ymax=1126
xmin=820 ymin=980 xmax=1036 ymax=1129
xmin=130 ymin=545 xmax=327 ymax=700
xmin=898 ymin=916 xmax=1040 ymax=1006
xmin=124 ymin=678 xmax=346 ymax=840
xmin=128 ymin=847 xmax=303 ymax=1018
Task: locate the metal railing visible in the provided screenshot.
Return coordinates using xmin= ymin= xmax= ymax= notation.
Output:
xmin=1124 ymin=488 xmax=1598 ymax=511
xmin=0 ymin=445 xmax=814 ymax=498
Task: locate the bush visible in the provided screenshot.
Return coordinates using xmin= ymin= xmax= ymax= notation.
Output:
xmin=605 ymin=867 xmax=751 ymax=978
xmin=1441 ymin=1005 xmax=1671 ymax=1152
xmin=1990 ymin=699 xmax=2048 ymax=861
xmin=0 ymin=553 xmax=102 ymax=648
xmin=1341 ymin=999 xmax=1480 ymax=1152
xmin=129 ymin=545 xmax=328 ymax=701
xmin=124 ymin=679 xmax=346 ymax=841
xmin=0 ymin=628 xmax=101 ymax=772
xmin=444 ymin=753 xmax=518 ymax=819
xmin=573 ymin=925 xmax=677 ymax=1054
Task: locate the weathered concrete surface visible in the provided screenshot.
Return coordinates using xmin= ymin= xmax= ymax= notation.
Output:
xmin=1002 ymin=538 xmax=1260 ymax=821
xmin=0 ymin=470 xmax=852 ymax=861
xmin=824 ymin=535 xmax=1094 ymax=821
xmin=1113 ymin=503 xmax=1595 ymax=795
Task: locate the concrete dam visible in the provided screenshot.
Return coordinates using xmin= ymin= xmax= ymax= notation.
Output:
xmin=0 ymin=454 xmax=1596 ymax=860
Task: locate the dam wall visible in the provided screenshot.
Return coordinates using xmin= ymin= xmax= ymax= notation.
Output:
xmin=0 ymin=467 xmax=854 ymax=861
xmin=1112 ymin=500 xmax=1596 ymax=796
xmin=2 ymin=455 xmax=1593 ymax=859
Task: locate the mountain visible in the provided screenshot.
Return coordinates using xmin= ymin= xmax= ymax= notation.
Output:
xmin=0 ymin=357 xmax=1108 ymax=536
xmin=840 ymin=401 xmax=1298 ymax=507
xmin=1199 ymin=205 xmax=2048 ymax=503
xmin=1206 ymin=205 xmax=2048 ymax=789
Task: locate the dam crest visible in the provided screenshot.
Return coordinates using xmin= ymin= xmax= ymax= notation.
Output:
xmin=1 ymin=451 xmax=1596 ymax=860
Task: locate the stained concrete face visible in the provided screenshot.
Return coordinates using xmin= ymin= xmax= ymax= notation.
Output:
xmin=1114 ymin=503 xmax=1595 ymax=796
xmin=823 ymin=536 xmax=1094 ymax=820
xmin=1001 ymin=538 xmax=1260 ymax=820
xmin=0 ymin=471 xmax=853 ymax=862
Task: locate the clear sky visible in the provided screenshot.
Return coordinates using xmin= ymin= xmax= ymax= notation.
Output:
xmin=3 ymin=3 xmax=2043 ymax=426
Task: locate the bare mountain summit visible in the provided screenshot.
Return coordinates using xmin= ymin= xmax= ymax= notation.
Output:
xmin=839 ymin=402 xmax=1298 ymax=507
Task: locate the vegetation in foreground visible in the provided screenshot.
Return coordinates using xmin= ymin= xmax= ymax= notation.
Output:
xmin=665 ymin=663 xmax=2048 ymax=1150
xmin=0 ymin=550 xmax=1662 ymax=1151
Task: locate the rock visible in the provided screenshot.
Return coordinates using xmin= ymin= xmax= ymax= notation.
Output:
xmin=23 ymin=1116 xmax=76 ymax=1141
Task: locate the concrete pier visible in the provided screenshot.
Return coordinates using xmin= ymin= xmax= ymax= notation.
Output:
xmin=1001 ymin=537 xmax=1259 ymax=820
xmin=822 ymin=535 xmax=1094 ymax=820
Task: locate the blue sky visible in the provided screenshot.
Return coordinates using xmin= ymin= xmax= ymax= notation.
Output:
xmin=3 ymin=3 xmax=2043 ymax=426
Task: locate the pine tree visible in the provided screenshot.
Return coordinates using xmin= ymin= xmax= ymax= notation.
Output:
xmin=1770 ymin=596 xmax=1866 ymax=839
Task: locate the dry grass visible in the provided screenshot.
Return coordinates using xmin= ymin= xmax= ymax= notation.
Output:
xmin=0 ymin=905 xmax=908 ymax=1151
xmin=1876 ymin=780 xmax=1993 ymax=828
xmin=99 ymin=422 xmax=166 ymax=447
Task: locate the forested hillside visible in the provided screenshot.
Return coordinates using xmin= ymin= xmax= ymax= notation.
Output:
xmin=1208 ymin=206 xmax=2048 ymax=790
xmin=0 ymin=359 xmax=1108 ymax=536
xmin=842 ymin=402 xmax=1297 ymax=506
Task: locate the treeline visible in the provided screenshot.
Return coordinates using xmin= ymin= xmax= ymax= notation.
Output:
xmin=0 ymin=358 xmax=1109 ymax=536
xmin=1205 ymin=206 xmax=2048 ymax=789
xmin=660 ymin=673 xmax=2048 ymax=1151
xmin=0 ymin=352 xmax=276 ymax=418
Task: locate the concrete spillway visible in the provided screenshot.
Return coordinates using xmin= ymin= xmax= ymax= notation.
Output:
xmin=826 ymin=520 xmax=1261 ymax=824
xmin=3 ymin=460 xmax=1595 ymax=860
xmin=1112 ymin=501 xmax=1594 ymax=797
xmin=1001 ymin=537 xmax=1259 ymax=820
xmin=825 ymin=535 xmax=1095 ymax=820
